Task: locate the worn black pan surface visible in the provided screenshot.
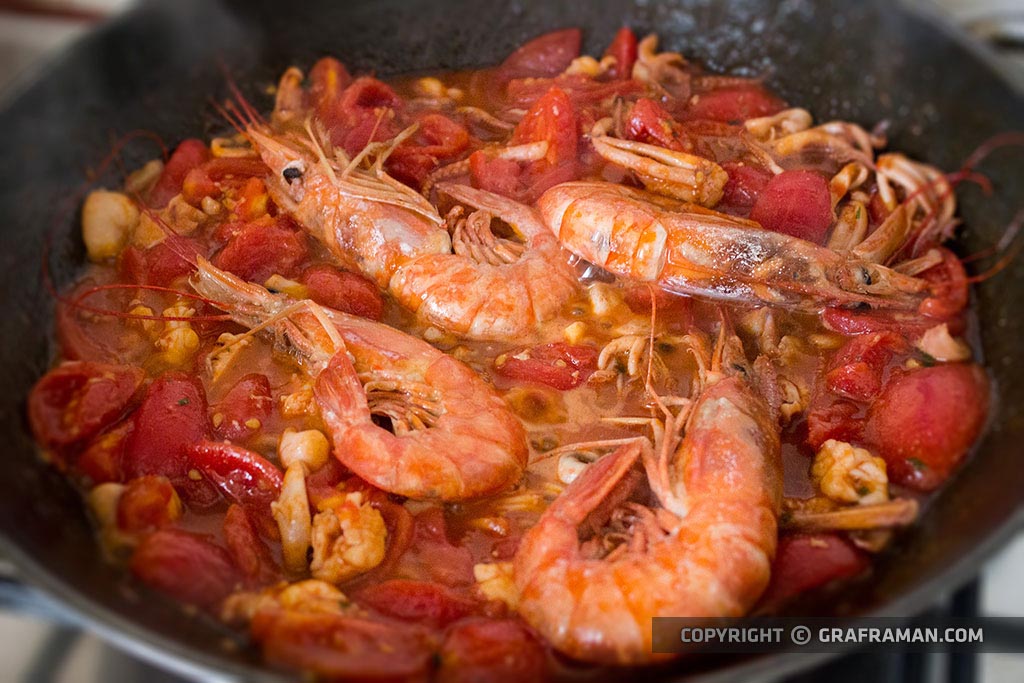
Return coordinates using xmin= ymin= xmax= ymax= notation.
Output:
xmin=0 ymin=0 xmax=1022 ymax=680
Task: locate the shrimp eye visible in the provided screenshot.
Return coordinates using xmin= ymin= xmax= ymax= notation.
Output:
xmin=858 ymin=267 xmax=875 ymax=285
xmin=282 ymin=162 xmax=304 ymax=184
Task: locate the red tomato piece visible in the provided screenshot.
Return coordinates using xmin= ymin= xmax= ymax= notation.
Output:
xmin=686 ymin=85 xmax=784 ymax=123
xmin=759 ymin=534 xmax=869 ymax=610
xmin=186 ymin=441 xmax=284 ymax=510
xmin=117 ymin=475 xmax=180 ymax=533
xmin=494 ymin=342 xmax=598 ymax=390
xmin=149 ymin=139 xmax=210 ymax=207
xmin=438 ymin=618 xmax=549 ymax=683
xmin=131 ymin=529 xmax=238 ymax=607
xmin=392 ymin=508 xmax=475 ymax=588
xmin=213 ymin=217 xmax=308 ymax=282
xmin=181 ymin=167 xmax=218 ymax=206
xmin=499 ymin=28 xmax=581 ymax=79
xmin=826 ymin=362 xmax=882 ymax=403
xmin=866 ymin=364 xmax=989 ymax=490
xmin=28 ymin=362 xmax=144 ymax=449
xmin=825 ymin=331 xmax=910 ymax=402
xmin=201 ymin=156 xmax=270 ymax=181
xmin=223 ymin=503 xmax=280 ymax=585
xmin=228 ymin=177 xmax=270 ymax=222
xmin=355 ymin=580 xmax=478 ymax=628
xmin=512 ymin=87 xmax=578 ymax=170
xmin=252 ymin=610 xmax=433 ymax=680
xmin=749 ymin=170 xmax=833 ymax=243
xmin=122 ymin=372 xmax=215 ymax=504
xmin=919 ymin=246 xmax=969 ymax=320
xmin=720 ymin=162 xmax=772 ymax=209
xmin=212 ymin=373 xmax=273 ymax=442
xmin=140 ymin=236 xmax=204 ymax=287
xmin=622 ymin=285 xmax=693 ymax=328
xmin=604 ymin=27 xmax=638 ymax=79
xmin=821 ymin=306 xmax=957 ymax=337
xmin=806 ymin=400 xmax=864 ymax=450
xmin=300 ymin=264 xmax=384 ymax=320
xmin=339 ymin=113 xmax=401 ymax=157
xmin=625 ymin=98 xmax=687 ymax=151
xmin=76 ymin=422 xmax=131 ymax=484
xmin=337 ymin=77 xmax=402 ymax=123
xmin=469 ymin=151 xmax=521 ymax=197
xmin=388 ymin=114 xmax=470 ymax=187
xmin=304 ymin=458 xmax=348 ymax=508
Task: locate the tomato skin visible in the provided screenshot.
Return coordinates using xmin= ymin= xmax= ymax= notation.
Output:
xmin=223 ymin=504 xmax=280 ymax=585
xmin=253 ymin=609 xmax=433 ymax=680
xmin=355 ymin=580 xmax=478 ymax=628
xmin=686 ymin=85 xmax=784 ymax=122
xmin=393 ymin=508 xmax=475 ymax=588
xmin=469 ymin=151 xmax=521 ymax=197
xmin=300 ymin=264 xmax=384 ymax=321
xmin=438 ymin=618 xmax=549 ymax=683
xmin=625 ymin=98 xmax=687 ymax=151
xmin=121 ymin=236 xmax=203 ymax=287
xmin=117 ymin=475 xmax=180 ymax=533
xmin=513 ymin=87 xmax=578 ymax=168
xmin=604 ymin=27 xmax=638 ymax=79
xmin=388 ymin=113 xmax=470 ymax=187
xmin=494 ymin=342 xmax=599 ymax=390
xmin=806 ymin=400 xmax=864 ymax=450
xmin=499 ymin=28 xmax=581 ymax=79
xmin=919 ymin=246 xmax=969 ymax=320
xmin=77 ymin=422 xmax=131 ymax=484
xmin=212 ymin=373 xmax=273 ymax=442
xmin=213 ymin=217 xmax=308 ymax=283
xmin=821 ymin=306 xmax=958 ymax=337
xmin=186 ymin=441 xmax=283 ymax=510
xmin=749 ymin=170 xmax=833 ymax=243
xmin=758 ymin=534 xmax=868 ymax=610
xmin=825 ymin=331 xmax=910 ymax=402
xmin=122 ymin=372 xmax=216 ymax=505
xmin=720 ymin=162 xmax=772 ymax=210
xmin=150 ymin=139 xmax=210 ymax=207
xmin=131 ymin=529 xmax=238 ymax=608
xmin=29 ymin=362 xmax=144 ymax=449
xmin=866 ymin=364 xmax=989 ymax=490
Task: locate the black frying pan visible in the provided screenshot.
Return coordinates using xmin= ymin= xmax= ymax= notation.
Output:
xmin=1 ymin=0 xmax=1022 ymax=680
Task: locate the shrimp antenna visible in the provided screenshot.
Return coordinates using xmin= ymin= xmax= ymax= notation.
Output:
xmin=62 ymin=283 xmax=233 ymax=322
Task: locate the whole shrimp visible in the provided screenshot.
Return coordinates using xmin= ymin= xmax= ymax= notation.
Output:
xmin=390 ymin=182 xmax=580 ymax=340
xmin=244 ymin=123 xmax=451 ymax=288
xmin=191 ymin=258 xmax=527 ymax=500
xmin=514 ymin=330 xmax=782 ymax=663
xmin=538 ymin=181 xmax=928 ymax=312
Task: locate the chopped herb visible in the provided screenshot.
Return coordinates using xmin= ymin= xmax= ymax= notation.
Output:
xmin=856 ymin=485 xmax=871 ymax=497
xmin=177 ymin=397 xmax=190 ymax=406
xmin=855 ymin=205 xmax=863 ymax=221
xmin=780 ymin=509 xmax=793 ymax=526
xmin=907 ymin=457 xmax=928 ymax=472
xmin=918 ymin=352 xmax=937 ymax=367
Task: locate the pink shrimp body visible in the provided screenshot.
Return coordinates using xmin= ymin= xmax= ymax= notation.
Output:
xmin=191 ymin=258 xmax=527 ymax=501
xmin=514 ymin=370 xmax=782 ymax=663
xmin=390 ymin=183 xmax=580 ymax=340
xmin=538 ymin=181 xmax=927 ymax=312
